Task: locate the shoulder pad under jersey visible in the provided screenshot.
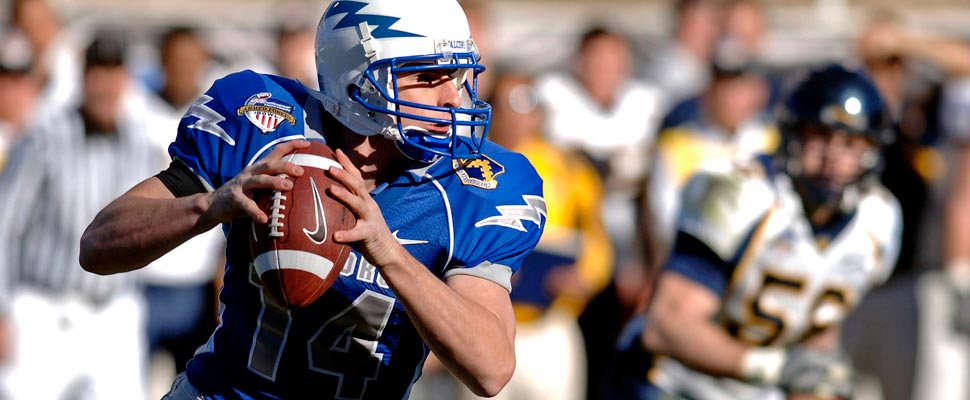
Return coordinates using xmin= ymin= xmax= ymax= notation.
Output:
xmin=678 ymin=162 xmax=775 ymax=261
xmin=429 ymin=140 xmax=546 ymax=278
xmin=169 ymin=70 xmax=313 ymax=189
xmin=437 ymin=139 xmax=543 ymax=200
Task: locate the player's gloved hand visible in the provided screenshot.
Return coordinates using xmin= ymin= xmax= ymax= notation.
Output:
xmin=741 ymin=346 xmax=854 ymax=399
xmin=945 ymin=262 xmax=970 ymax=336
xmin=779 ymin=346 xmax=853 ymax=399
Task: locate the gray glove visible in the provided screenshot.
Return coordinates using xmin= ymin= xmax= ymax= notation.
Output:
xmin=945 ymin=264 xmax=970 ymax=336
xmin=778 ymin=346 xmax=854 ymax=399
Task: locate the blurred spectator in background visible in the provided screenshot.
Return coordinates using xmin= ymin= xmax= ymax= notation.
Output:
xmin=153 ymin=27 xmax=212 ymax=112
xmin=644 ymin=57 xmax=777 ymax=271
xmin=857 ymin=12 xmax=970 ymax=115
xmin=938 ymin=72 xmax=970 ymax=400
xmin=859 ymin=16 xmax=933 ymax=285
xmin=660 ymin=0 xmax=781 ymax=131
xmin=839 ymin=13 xmax=970 ymax=400
xmin=536 ymin=26 xmax=665 ymax=190
xmin=136 ymin=25 xmax=225 ymax=398
xmin=11 ymin=0 xmax=82 ymax=111
xmin=479 ymin=71 xmax=613 ymax=400
xmin=854 ymin=11 xmax=970 ymax=278
xmin=534 ymin=25 xmax=665 ymax=400
xmin=462 ymin=0 xmax=495 ymax=101
xmin=274 ymin=22 xmax=316 ymax=89
xmin=642 ymin=0 xmax=721 ymax=105
xmin=720 ymin=0 xmax=765 ymax=63
xmin=0 ymin=29 xmax=40 ymax=172
xmin=0 ymin=31 xmax=156 ymax=400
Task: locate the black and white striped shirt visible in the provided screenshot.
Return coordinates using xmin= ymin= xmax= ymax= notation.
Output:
xmin=0 ymin=104 xmax=163 ymax=307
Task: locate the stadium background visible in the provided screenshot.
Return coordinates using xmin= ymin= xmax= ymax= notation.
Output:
xmin=1 ymin=0 xmax=968 ymax=399
xmin=8 ymin=0 xmax=970 ymax=76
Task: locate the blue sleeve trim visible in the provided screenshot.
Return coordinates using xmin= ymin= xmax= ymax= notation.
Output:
xmin=664 ymin=232 xmax=732 ymax=295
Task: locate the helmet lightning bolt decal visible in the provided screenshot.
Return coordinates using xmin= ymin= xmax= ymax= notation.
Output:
xmin=474 ymin=195 xmax=547 ymax=232
xmin=325 ymin=1 xmax=423 ymax=39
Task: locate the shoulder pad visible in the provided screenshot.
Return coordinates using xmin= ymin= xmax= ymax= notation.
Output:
xmin=171 ymin=70 xmax=315 ymax=188
xmin=679 ymin=164 xmax=775 ymax=260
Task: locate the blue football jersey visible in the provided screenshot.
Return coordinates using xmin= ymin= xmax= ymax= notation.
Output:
xmin=170 ymin=70 xmax=546 ymax=399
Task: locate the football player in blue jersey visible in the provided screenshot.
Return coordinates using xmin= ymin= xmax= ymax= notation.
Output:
xmin=606 ymin=64 xmax=902 ymax=400
xmin=79 ymin=0 xmax=547 ymax=399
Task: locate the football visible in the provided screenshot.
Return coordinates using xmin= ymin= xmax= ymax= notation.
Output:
xmin=250 ymin=141 xmax=356 ymax=308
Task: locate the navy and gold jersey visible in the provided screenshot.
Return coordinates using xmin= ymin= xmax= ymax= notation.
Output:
xmin=171 ymin=70 xmax=546 ymax=399
xmin=610 ymin=158 xmax=901 ymax=400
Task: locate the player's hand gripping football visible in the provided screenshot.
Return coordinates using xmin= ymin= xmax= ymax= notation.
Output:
xmin=325 ymin=148 xmax=403 ymax=267
xmin=200 ymin=140 xmax=309 ymax=227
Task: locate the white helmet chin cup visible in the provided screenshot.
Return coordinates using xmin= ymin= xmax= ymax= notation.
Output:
xmin=315 ymin=0 xmax=491 ymax=163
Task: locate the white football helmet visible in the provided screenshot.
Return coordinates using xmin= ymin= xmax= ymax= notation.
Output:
xmin=315 ymin=0 xmax=490 ymax=163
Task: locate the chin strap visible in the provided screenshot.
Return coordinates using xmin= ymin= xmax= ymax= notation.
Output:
xmin=390 ymin=126 xmax=450 ymax=164
xmin=381 ymin=124 xmax=404 ymax=143
xmin=355 ymin=22 xmax=380 ymax=62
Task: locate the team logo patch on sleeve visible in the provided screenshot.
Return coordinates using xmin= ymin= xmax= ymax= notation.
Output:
xmin=452 ymin=155 xmax=505 ymax=190
xmin=237 ymin=92 xmax=297 ymax=134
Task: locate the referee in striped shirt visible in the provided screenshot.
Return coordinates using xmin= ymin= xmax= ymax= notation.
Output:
xmin=0 ymin=31 xmax=160 ymax=400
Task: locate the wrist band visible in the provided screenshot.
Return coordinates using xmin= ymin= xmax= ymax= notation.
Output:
xmin=740 ymin=347 xmax=787 ymax=385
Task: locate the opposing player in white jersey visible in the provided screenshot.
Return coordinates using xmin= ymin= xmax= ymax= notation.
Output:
xmin=608 ymin=64 xmax=902 ymax=400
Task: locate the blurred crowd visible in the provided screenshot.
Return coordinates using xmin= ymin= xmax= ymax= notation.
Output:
xmin=0 ymin=0 xmax=968 ymax=399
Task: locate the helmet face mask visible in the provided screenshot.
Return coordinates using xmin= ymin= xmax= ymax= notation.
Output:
xmin=778 ymin=64 xmax=891 ymax=211
xmin=789 ymin=126 xmax=879 ymax=209
xmin=355 ymin=53 xmax=490 ymax=163
xmin=315 ymin=0 xmax=491 ymax=164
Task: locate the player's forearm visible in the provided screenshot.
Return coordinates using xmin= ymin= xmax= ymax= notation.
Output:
xmin=413 ymin=297 xmax=514 ymax=398
xmin=900 ymin=35 xmax=970 ymax=77
xmin=378 ymin=250 xmax=515 ymax=397
xmin=80 ymin=192 xmax=214 ymax=275
xmin=642 ymin=313 xmax=748 ymax=379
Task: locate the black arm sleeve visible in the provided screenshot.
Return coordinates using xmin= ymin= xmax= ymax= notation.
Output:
xmin=155 ymin=158 xmax=208 ymax=198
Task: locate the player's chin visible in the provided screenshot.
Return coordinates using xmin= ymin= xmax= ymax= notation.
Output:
xmin=427 ymin=127 xmax=451 ymax=138
xmin=808 ymin=176 xmax=840 ymax=191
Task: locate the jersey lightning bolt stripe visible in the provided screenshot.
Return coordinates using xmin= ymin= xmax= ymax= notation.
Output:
xmin=609 ymin=157 xmax=902 ymax=400
xmin=170 ymin=70 xmax=545 ymax=400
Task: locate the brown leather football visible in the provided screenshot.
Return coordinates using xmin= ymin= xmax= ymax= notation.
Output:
xmin=250 ymin=141 xmax=356 ymax=308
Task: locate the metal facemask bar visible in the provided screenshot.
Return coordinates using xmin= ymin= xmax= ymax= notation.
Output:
xmin=351 ymin=52 xmax=491 ymax=163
